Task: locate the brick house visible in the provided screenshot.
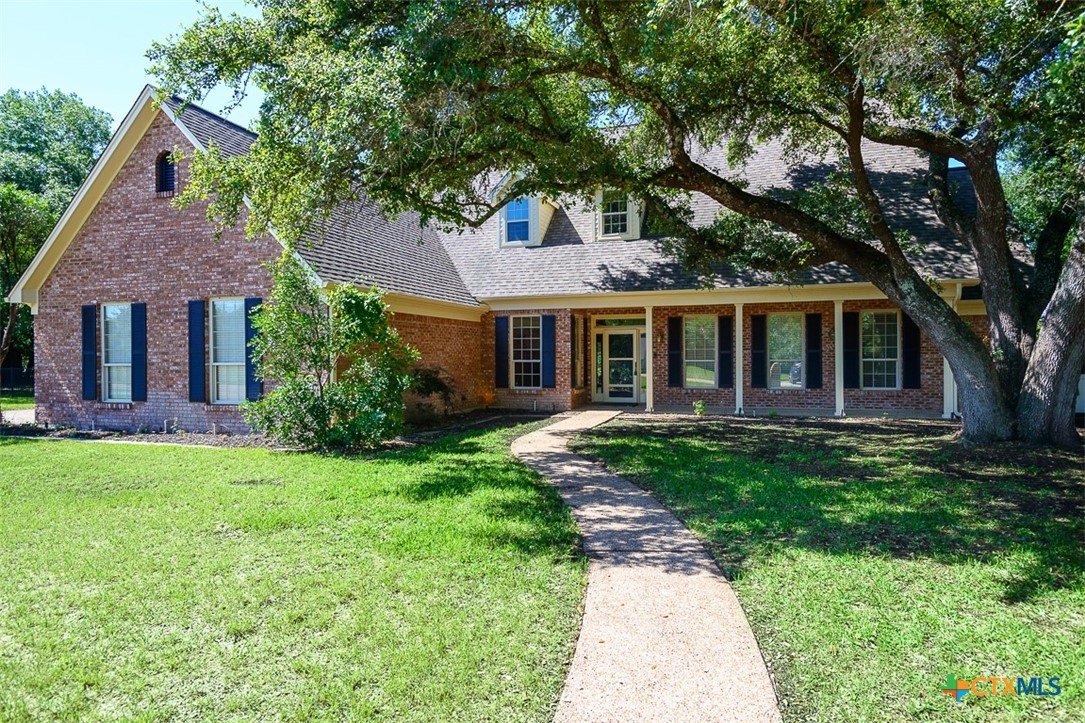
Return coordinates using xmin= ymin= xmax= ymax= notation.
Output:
xmin=13 ymin=85 xmax=1055 ymax=432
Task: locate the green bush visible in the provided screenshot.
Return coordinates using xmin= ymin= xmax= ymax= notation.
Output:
xmin=242 ymin=252 xmax=418 ymax=450
xmin=693 ymin=400 xmax=707 ymax=416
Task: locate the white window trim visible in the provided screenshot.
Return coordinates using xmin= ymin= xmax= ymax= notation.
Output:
xmin=593 ymin=189 xmax=641 ymax=241
xmin=209 ymin=297 xmax=247 ymax=405
xmin=860 ymin=309 xmax=902 ymax=390
xmin=510 ymin=314 xmax=543 ymax=390
xmin=767 ymin=312 xmax=805 ymax=391
xmin=100 ymin=302 xmax=132 ymax=403
xmin=683 ymin=315 xmax=717 ymax=388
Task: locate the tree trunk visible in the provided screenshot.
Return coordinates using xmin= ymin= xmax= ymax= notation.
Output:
xmin=873 ymin=274 xmax=1016 ymax=443
xmin=0 ymin=302 xmax=18 ymax=371
xmin=1017 ymin=220 xmax=1085 ymax=449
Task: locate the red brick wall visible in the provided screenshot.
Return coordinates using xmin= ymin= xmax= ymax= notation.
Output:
xmin=841 ymin=299 xmax=943 ymax=413
xmin=394 ymin=312 xmax=483 ymax=416
xmin=34 ymin=112 xmax=485 ymax=432
xmin=35 ymin=112 xmax=281 ymax=433
xmin=652 ymin=305 xmax=738 ymax=410
xmin=484 ymin=308 xmax=576 ymax=411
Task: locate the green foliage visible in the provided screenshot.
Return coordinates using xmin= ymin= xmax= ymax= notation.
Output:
xmin=410 ymin=365 xmax=457 ymax=412
xmin=242 ymin=251 xmax=418 ymax=449
xmin=150 ymin=1 xmax=1079 ymax=256
xmin=0 ymin=88 xmax=112 ymax=214
xmin=0 ymin=89 xmax=111 ymax=366
xmin=692 ymin=399 xmax=707 ymax=416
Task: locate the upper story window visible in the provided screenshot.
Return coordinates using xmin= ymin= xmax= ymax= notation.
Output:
xmin=155 ymin=151 xmax=176 ymax=195
xmin=594 ymin=189 xmax=640 ymax=241
xmin=505 ymin=197 xmax=530 ymax=242
xmin=601 ymin=191 xmax=628 ymax=235
xmin=768 ymin=313 xmax=804 ymax=389
xmin=210 ymin=299 xmax=246 ymax=404
xmin=861 ymin=311 xmax=900 ymax=389
xmin=101 ymin=303 xmax=132 ymax=402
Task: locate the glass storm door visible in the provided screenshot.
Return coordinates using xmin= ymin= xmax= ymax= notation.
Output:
xmin=604 ymin=331 xmax=637 ymax=402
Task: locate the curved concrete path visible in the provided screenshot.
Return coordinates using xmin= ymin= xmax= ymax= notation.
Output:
xmin=512 ymin=411 xmax=780 ymax=723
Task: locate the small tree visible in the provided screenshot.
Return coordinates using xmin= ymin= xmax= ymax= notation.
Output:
xmin=243 ymin=251 xmax=418 ymax=450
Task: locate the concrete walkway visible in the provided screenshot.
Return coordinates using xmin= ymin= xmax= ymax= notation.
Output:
xmin=0 ymin=408 xmax=34 ymax=425
xmin=512 ymin=411 xmax=780 ymax=723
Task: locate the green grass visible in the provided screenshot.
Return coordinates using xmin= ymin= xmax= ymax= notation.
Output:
xmin=573 ymin=417 xmax=1084 ymax=722
xmin=0 ymin=391 xmax=33 ymax=410
xmin=0 ymin=423 xmax=586 ymax=721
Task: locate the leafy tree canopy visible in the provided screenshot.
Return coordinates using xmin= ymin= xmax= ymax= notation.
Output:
xmin=151 ymin=1 xmax=1085 ymax=446
xmin=0 ymin=88 xmax=112 ymax=213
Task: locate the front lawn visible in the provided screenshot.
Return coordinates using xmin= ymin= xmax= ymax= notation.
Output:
xmin=0 ymin=423 xmax=585 ymax=721
xmin=573 ymin=417 xmax=1083 ymax=722
xmin=0 ymin=391 xmax=33 ymax=410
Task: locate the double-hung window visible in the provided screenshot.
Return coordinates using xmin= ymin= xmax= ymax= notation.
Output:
xmin=768 ymin=313 xmax=804 ymax=389
xmin=683 ymin=316 xmax=716 ymax=387
xmin=861 ymin=311 xmax=900 ymax=389
xmin=511 ymin=315 xmax=542 ymax=389
xmin=101 ymin=303 xmax=132 ymax=401
xmin=505 ymin=197 xmax=530 ymax=243
xmin=601 ymin=191 xmax=629 ymax=236
xmin=210 ymin=299 xmax=246 ymax=404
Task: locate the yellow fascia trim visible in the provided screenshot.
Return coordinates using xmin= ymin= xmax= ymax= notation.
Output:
xmin=8 ymin=86 xmax=160 ymax=314
xmin=480 ymin=279 xmax=975 ymax=311
xmin=385 ymin=292 xmax=485 ymax=322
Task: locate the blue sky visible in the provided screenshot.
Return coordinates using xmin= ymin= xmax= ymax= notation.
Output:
xmin=0 ymin=0 xmax=264 ymax=130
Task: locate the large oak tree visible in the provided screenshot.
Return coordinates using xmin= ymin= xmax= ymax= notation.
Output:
xmin=151 ymin=0 xmax=1084 ymax=447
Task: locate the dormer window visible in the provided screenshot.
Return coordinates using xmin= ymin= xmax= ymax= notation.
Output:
xmin=155 ymin=151 xmax=176 ymax=195
xmin=594 ymin=189 xmax=641 ymax=241
xmin=506 ymin=197 xmax=530 ymax=242
xmin=496 ymin=191 xmax=555 ymax=247
xmin=601 ymin=191 xmax=629 ymax=235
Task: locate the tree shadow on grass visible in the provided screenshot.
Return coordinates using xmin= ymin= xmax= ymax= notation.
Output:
xmin=577 ymin=417 xmax=1084 ymax=604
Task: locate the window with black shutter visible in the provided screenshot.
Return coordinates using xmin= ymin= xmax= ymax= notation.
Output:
xmin=156 ymin=151 xmax=175 ymax=194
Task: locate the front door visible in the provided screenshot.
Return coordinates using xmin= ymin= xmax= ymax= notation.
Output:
xmin=604 ymin=330 xmax=638 ymax=403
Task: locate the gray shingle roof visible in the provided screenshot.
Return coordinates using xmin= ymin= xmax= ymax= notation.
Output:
xmin=166 ymin=97 xmax=478 ymax=306
xmin=165 ymin=94 xmax=978 ymax=305
xmin=441 ymin=140 xmax=978 ymax=299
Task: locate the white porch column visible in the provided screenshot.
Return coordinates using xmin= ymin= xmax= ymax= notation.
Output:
xmin=734 ymin=303 xmax=744 ymax=414
xmin=834 ymin=300 xmax=845 ymax=416
xmin=644 ymin=306 xmax=654 ymax=412
xmin=943 ymin=285 xmax=961 ymax=419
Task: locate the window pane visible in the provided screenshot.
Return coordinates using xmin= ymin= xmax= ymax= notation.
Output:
xmin=511 ymin=316 xmax=541 ymax=388
xmin=683 ymin=316 xmax=716 ymax=387
xmin=102 ymin=304 xmax=131 ymax=365
xmin=768 ymin=314 xmax=803 ymax=389
xmin=215 ymin=364 xmax=245 ymax=403
xmin=608 ymin=332 xmax=633 ymax=359
xmin=601 ymin=190 xmax=628 ymax=235
xmin=507 ymin=220 xmax=529 ymax=242
xmin=861 ymin=311 xmax=899 ymax=389
xmin=212 ymin=300 xmax=246 ymax=365
xmin=106 ymin=365 xmax=131 ymax=401
xmin=507 ymin=197 xmax=530 ymax=221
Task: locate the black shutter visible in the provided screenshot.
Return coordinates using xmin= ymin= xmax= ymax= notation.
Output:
xmin=750 ymin=314 xmax=767 ymax=389
xmin=495 ymin=317 xmax=509 ymax=389
xmin=541 ymin=314 xmax=556 ymax=388
xmin=843 ymin=311 xmax=860 ymax=389
xmin=805 ymin=313 xmax=823 ymax=389
xmin=81 ymin=304 xmax=97 ymax=400
xmin=902 ymin=314 xmax=921 ymax=388
xmin=188 ymin=300 xmax=206 ymax=402
xmin=667 ymin=316 xmax=683 ymax=387
xmin=718 ymin=315 xmax=734 ymax=389
xmin=131 ymin=303 xmax=147 ymax=401
xmin=244 ymin=298 xmax=263 ymax=401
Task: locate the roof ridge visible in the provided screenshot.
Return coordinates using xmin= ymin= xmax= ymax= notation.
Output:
xmin=166 ymin=95 xmax=258 ymax=139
